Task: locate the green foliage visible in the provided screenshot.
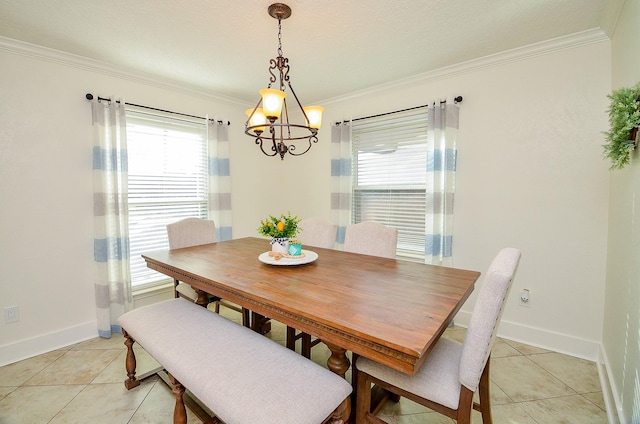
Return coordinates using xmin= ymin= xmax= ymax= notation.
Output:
xmin=603 ymin=83 xmax=640 ymax=170
xmin=257 ymin=212 xmax=301 ymax=238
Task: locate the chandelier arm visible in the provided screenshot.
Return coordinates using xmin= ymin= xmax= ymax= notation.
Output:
xmin=281 ymin=57 xmax=290 ymax=87
xmin=281 ymin=98 xmax=292 ymax=139
xmin=255 ymin=136 xmax=279 ymax=157
xmin=268 ymin=59 xmax=279 ymax=85
xmin=286 ymin=81 xmax=311 ymax=125
xmin=288 ymin=136 xmax=317 ymax=156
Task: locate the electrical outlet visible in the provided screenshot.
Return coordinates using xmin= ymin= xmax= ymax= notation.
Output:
xmin=518 ymin=289 xmax=531 ymax=308
xmin=4 ymin=306 xmax=19 ymax=323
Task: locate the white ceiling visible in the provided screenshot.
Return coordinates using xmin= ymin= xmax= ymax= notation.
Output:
xmin=0 ymin=0 xmax=615 ymax=104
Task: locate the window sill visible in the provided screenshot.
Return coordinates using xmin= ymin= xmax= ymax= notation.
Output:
xmin=133 ymin=280 xmax=174 ymax=301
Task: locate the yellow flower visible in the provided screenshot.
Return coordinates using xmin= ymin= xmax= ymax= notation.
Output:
xmin=257 ymin=212 xmax=300 ymax=238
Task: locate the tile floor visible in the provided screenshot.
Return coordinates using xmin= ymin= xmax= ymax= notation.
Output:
xmin=0 ymin=308 xmax=609 ymax=424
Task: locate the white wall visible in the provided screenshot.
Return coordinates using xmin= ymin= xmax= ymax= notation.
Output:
xmin=1 ymin=32 xmax=612 ymax=370
xmin=0 ymin=41 xmax=249 ymax=365
xmin=603 ymin=0 xmax=640 ymax=421
xmin=291 ymin=36 xmax=612 ymax=361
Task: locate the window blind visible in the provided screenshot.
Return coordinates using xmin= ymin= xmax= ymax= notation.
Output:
xmin=352 ymin=109 xmax=428 ymax=260
xmin=126 ymin=108 xmax=208 ymax=288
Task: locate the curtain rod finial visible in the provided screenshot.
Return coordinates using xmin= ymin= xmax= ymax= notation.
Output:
xmin=86 ymin=93 xmax=94 ymax=100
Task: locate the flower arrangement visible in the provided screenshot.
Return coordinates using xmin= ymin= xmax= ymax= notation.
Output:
xmin=257 ymin=212 xmax=301 ymax=239
xmin=603 ymin=83 xmax=640 ymax=170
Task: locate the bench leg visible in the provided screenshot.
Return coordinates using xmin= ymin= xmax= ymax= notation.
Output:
xmin=322 ymin=397 xmax=351 ymax=424
xmin=122 ymin=329 xmax=140 ymax=390
xmin=169 ymin=373 xmax=188 ymax=424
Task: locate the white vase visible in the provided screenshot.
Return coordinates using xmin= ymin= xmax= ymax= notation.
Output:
xmin=271 ymin=237 xmax=289 ymax=254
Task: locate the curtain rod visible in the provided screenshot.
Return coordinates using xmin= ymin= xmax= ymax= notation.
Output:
xmin=85 ymin=93 xmax=230 ymax=125
xmin=335 ymin=95 xmax=463 ymax=125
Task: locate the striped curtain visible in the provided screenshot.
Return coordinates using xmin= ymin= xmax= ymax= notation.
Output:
xmin=330 ymin=122 xmax=352 ymax=248
xmin=207 ymin=119 xmax=233 ymax=240
xmin=425 ymin=102 xmax=459 ymax=266
xmin=91 ymin=99 xmax=132 ymax=338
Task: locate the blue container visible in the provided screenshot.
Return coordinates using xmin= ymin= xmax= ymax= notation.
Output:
xmin=288 ymin=243 xmax=302 ymax=256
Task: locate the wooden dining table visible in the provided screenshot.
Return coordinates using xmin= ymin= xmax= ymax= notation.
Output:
xmin=142 ymin=237 xmax=480 ymax=419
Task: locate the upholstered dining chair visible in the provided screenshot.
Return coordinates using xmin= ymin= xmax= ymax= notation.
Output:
xmin=355 ymin=247 xmax=521 ymax=424
xmin=343 ymin=221 xmax=398 ymax=259
xmin=286 ymin=218 xmax=338 ymax=358
xmin=297 ymin=218 xmax=338 ymax=249
xmin=166 ymin=217 xmax=250 ymax=327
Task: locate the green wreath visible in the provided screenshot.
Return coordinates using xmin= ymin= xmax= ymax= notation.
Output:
xmin=603 ymin=83 xmax=640 ymax=170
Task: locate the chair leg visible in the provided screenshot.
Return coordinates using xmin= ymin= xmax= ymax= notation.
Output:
xmin=286 ymin=326 xmax=297 ymax=351
xmin=456 ymin=386 xmax=475 ymax=424
xmin=476 ymin=358 xmax=493 ymax=424
xmin=301 ymin=333 xmax=312 ymax=359
xmin=241 ymin=307 xmax=251 ymax=328
xmin=250 ymin=312 xmax=271 ymax=335
xmin=355 ymin=367 xmax=372 ymax=422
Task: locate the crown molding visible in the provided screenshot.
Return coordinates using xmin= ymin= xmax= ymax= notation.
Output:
xmin=0 ymin=36 xmax=246 ymax=107
xmin=1 ymin=27 xmax=610 ymax=109
xmin=321 ymin=28 xmax=610 ymax=105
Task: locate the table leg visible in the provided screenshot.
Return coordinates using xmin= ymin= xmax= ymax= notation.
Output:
xmin=324 ymin=342 xmax=350 ymax=379
xmin=194 ymin=289 xmax=209 ymax=308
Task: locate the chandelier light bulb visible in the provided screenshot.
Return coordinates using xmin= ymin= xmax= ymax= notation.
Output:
xmin=245 ymin=108 xmax=267 ymax=133
xmin=260 ymin=88 xmax=287 ymax=119
xmin=303 ymin=105 xmax=325 ymax=129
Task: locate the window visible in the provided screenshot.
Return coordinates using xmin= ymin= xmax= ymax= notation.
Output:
xmin=352 ymin=109 xmax=428 ymax=261
xmin=126 ymin=107 xmax=209 ymax=288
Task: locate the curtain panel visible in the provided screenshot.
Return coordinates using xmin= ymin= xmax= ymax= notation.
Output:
xmin=330 ymin=122 xmax=352 ymax=248
xmin=91 ymin=99 xmax=132 ymax=338
xmin=207 ymin=119 xmax=233 ymax=240
xmin=425 ymin=102 xmax=459 ymax=266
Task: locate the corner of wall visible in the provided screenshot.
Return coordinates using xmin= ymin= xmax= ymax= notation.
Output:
xmin=599 ymin=344 xmax=623 ymax=424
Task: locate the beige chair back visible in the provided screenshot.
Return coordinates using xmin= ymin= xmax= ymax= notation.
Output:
xmin=459 ymin=248 xmax=521 ymax=391
xmin=298 ymin=218 xmax=337 ymax=249
xmin=343 ymin=221 xmax=397 ymax=259
xmin=167 ymin=217 xmax=217 ymax=250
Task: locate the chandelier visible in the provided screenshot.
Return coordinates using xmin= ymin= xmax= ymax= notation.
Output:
xmin=245 ymin=3 xmax=324 ymax=160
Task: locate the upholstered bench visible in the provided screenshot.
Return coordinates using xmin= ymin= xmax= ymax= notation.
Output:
xmin=117 ymin=298 xmax=352 ymax=424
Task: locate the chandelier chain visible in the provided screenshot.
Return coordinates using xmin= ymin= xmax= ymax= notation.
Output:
xmin=277 ymin=18 xmax=283 ymax=58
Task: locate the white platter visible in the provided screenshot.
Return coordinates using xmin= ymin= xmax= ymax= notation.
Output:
xmin=258 ymin=249 xmax=318 ymax=266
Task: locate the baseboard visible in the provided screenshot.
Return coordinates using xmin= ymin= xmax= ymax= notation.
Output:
xmin=454 ymin=311 xmax=601 ymax=361
xmin=0 ymin=284 xmax=175 ymax=367
xmin=0 ymin=321 xmax=98 ymax=367
xmin=599 ymin=345 xmax=624 ymax=424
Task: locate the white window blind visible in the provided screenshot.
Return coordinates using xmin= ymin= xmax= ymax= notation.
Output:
xmin=126 ymin=108 xmax=208 ymax=288
xmin=352 ymin=109 xmax=428 ymax=261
